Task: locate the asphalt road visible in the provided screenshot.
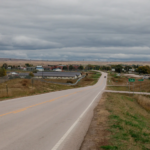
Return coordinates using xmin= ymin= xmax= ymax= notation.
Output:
xmin=0 ymin=72 xmax=107 ymax=150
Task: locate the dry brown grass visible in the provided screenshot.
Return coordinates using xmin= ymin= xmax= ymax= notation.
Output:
xmin=20 ymin=79 xmax=30 ymax=86
xmin=84 ymin=78 xmax=94 ymax=81
xmin=134 ymin=95 xmax=150 ymax=111
xmin=0 ymin=71 xmax=101 ymax=101
xmin=107 ymin=73 xmax=150 ymax=92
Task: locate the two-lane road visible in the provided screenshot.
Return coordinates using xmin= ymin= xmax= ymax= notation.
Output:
xmin=0 ymin=72 xmax=107 ymax=150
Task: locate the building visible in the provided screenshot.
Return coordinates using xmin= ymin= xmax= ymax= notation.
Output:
xmin=26 ymin=67 xmax=35 ymax=71
xmin=53 ymin=68 xmax=62 ymax=72
xmin=129 ymin=68 xmax=135 ymax=72
xmin=36 ymin=66 xmax=44 ymax=71
xmin=19 ymin=72 xmax=82 ymax=79
xmin=43 ymin=66 xmax=51 ymax=71
xmin=7 ymin=67 xmax=11 ymax=70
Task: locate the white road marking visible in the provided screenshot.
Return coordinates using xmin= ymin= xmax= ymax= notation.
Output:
xmin=51 ymin=79 xmax=106 ymax=150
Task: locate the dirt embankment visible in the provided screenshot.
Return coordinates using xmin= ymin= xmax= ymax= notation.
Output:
xmin=80 ymin=93 xmax=150 ymax=150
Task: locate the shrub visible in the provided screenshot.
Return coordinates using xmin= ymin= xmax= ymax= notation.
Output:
xmin=29 ymin=72 xmax=34 ymax=77
xmin=66 ymin=81 xmax=73 ymax=83
xmin=33 ymin=70 xmax=37 ymax=73
xmin=20 ymin=79 xmax=29 ymax=86
xmin=0 ymin=68 xmax=6 ymax=77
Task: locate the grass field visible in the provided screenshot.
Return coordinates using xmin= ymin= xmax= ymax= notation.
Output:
xmin=0 ymin=71 xmax=101 ymax=101
xmin=107 ymin=73 xmax=150 ymax=92
xmin=81 ymin=93 xmax=150 ymax=150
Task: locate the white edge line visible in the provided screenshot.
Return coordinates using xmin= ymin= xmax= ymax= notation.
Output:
xmin=51 ymin=77 xmax=106 ymax=150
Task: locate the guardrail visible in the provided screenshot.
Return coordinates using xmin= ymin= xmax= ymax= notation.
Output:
xmin=40 ymin=75 xmax=86 ymax=86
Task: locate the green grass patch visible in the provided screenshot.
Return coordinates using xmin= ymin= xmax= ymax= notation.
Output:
xmin=101 ymin=93 xmax=150 ymax=150
xmin=101 ymin=145 xmax=118 ymax=150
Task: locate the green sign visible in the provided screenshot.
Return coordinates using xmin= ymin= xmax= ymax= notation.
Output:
xmin=138 ymin=79 xmax=144 ymax=81
xmin=128 ymin=78 xmax=135 ymax=82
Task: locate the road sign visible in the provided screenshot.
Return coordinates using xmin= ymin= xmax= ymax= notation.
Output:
xmin=128 ymin=78 xmax=135 ymax=82
xmin=138 ymin=79 xmax=144 ymax=81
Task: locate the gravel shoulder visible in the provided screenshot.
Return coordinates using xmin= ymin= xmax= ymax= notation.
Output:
xmin=80 ymin=93 xmax=110 ymax=150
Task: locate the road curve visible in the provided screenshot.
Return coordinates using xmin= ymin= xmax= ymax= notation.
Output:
xmin=0 ymin=72 xmax=107 ymax=150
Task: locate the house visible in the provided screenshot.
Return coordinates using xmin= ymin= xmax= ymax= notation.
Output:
xmin=143 ymin=75 xmax=150 ymax=79
xmin=53 ymin=68 xmax=62 ymax=72
xmin=26 ymin=67 xmax=35 ymax=71
xmin=11 ymin=72 xmax=18 ymax=75
xmin=36 ymin=66 xmax=44 ymax=71
xmin=18 ymin=66 xmax=26 ymax=70
xmin=43 ymin=66 xmax=51 ymax=71
xmin=129 ymin=68 xmax=135 ymax=72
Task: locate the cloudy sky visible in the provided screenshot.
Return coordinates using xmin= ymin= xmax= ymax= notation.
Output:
xmin=0 ymin=0 xmax=150 ymax=61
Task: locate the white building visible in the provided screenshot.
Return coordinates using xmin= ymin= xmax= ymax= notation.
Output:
xmin=129 ymin=68 xmax=135 ymax=72
xmin=36 ymin=66 xmax=44 ymax=71
xmin=53 ymin=68 xmax=62 ymax=72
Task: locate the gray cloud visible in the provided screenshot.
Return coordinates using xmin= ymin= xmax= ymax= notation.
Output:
xmin=0 ymin=0 xmax=150 ymax=61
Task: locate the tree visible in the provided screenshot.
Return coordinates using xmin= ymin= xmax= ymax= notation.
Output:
xmin=86 ymin=64 xmax=94 ymax=70
xmin=95 ymin=65 xmax=100 ymax=70
xmin=32 ymin=70 xmax=37 ymax=73
xmin=2 ymin=63 xmax=8 ymax=69
xmin=136 ymin=66 xmax=150 ymax=74
xmin=0 ymin=68 xmax=6 ymax=77
xmin=100 ymin=66 xmax=111 ymax=71
xmin=114 ymin=65 xmax=123 ymax=73
xmin=29 ymin=72 xmax=34 ymax=77
xmin=124 ymin=66 xmax=132 ymax=72
xmin=132 ymin=65 xmax=139 ymax=69
xmin=25 ymin=63 xmax=33 ymax=67
xmin=63 ymin=66 xmax=68 ymax=70
xmin=78 ymin=65 xmax=83 ymax=70
xmin=69 ymin=65 xmax=73 ymax=70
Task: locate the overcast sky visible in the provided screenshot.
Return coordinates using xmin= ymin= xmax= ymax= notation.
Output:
xmin=0 ymin=0 xmax=150 ymax=61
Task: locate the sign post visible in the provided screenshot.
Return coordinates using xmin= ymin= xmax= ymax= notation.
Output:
xmin=138 ymin=79 xmax=144 ymax=93
xmin=128 ymin=79 xmax=135 ymax=94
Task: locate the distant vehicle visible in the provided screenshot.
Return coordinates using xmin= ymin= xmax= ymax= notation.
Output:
xmin=104 ymin=76 xmax=106 ymax=78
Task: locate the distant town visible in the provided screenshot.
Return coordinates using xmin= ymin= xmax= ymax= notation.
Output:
xmin=0 ymin=62 xmax=150 ymax=79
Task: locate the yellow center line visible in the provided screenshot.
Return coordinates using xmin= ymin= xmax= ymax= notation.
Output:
xmin=0 ymin=85 xmax=99 ymax=118
xmin=0 ymin=91 xmax=81 ymax=117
